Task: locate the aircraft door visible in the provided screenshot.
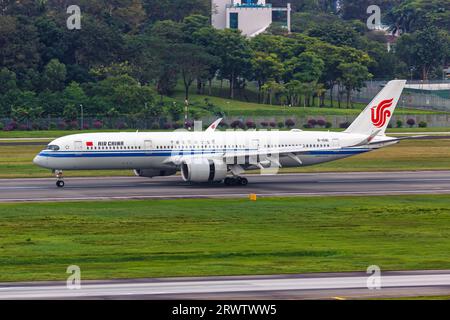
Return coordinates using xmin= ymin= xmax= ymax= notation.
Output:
xmin=331 ymin=138 xmax=340 ymax=148
xmin=74 ymin=141 xmax=83 ymax=151
xmin=249 ymin=139 xmax=260 ymax=165
xmin=144 ymin=140 xmax=153 ymax=150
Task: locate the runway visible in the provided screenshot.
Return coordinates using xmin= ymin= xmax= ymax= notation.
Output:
xmin=1 ymin=270 xmax=450 ymax=299
xmin=0 ymin=171 xmax=450 ymax=202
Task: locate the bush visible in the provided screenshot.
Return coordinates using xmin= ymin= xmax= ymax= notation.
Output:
xmin=230 ymin=120 xmax=244 ymax=129
xmin=58 ymin=122 xmax=67 ymax=130
xmin=0 ymin=122 xmax=3 ymax=131
xmin=184 ymin=120 xmax=194 ymax=129
xmin=172 ymin=122 xmax=182 ymax=129
xmin=406 ymin=118 xmax=416 ymax=128
xmin=19 ymin=124 xmax=29 ymax=131
xmin=307 ymin=119 xmax=317 ymax=128
xmin=219 ymin=122 xmax=229 ymax=129
xmin=3 ymin=122 xmax=17 ymax=131
xmin=245 ymin=120 xmax=256 ymax=129
xmin=303 ymin=123 xmax=312 ymax=129
xmin=7 ymin=121 xmax=18 ymax=130
xmin=317 ymin=119 xmax=326 ymax=127
xmin=116 ymin=122 xmax=127 ymax=130
xmin=339 ymin=122 xmax=350 ymax=129
xmin=325 ymin=122 xmax=332 ymax=129
xmin=93 ymin=120 xmax=103 ymax=129
xmin=151 ymin=123 xmax=160 ymax=130
xmin=396 ymin=120 xmax=403 ymax=128
xmin=31 ymin=123 xmax=40 ymax=130
xmin=260 ymin=121 xmax=269 ymax=128
xmin=67 ymin=120 xmax=79 ymax=130
xmin=269 ymin=121 xmax=276 ymax=128
xmin=277 ymin=122 xmax=284 ymax=129
xmin=285 ymin=119 xmax=295 ymax=128
xmin=418 ymin=121 xmax=427 ymax=128
xmin=163 ymin=123 xmax=172 ymax=130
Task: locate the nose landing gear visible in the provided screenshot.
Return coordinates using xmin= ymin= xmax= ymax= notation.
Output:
xmin=55 ymin=170 xmax=65 ymax=188
xmin=224 ymin=176 xmax=248 ymax=186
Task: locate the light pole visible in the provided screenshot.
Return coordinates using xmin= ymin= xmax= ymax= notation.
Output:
xmin=80 ymin=104 xmax=83 ymax=130
xmin=184 ymin=99 xmax=190 ymax=131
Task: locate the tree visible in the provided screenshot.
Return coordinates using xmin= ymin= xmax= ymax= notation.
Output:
xmin=285 ymin=51 xmax=324 ymax=83
xmin=42 ymin=59 xmax=67 ymax=91
xmin=62 ymin=82 xmax=88 ymax=110
xmin=192 ymin=26 xmax=222 ymax=95
xmin=283 ymin=52 xmax=324 ymax=107
xmin=8 ymin=90 xmax=39 ymax=118
xmin=261 ymin=81 xmax=285 ymax=105
xmin=92 ymin=75 xmax=157 ymax=115
xmin=0 ymin=68 xmax=17 ymax=94
xmin=173 ymin=43 xmax=220 ymax=100
xmin=386 ymin=0 xmax=450 ymax=34
xmin=34 ymin=16 xmax=69 ymax=66
xmin=308 ymin=21 xmax=360 ymax=48
xmin=0 ymin=15 xmax=41 ymax=80
xmin=395 ymin=26 xmax=449 ymax=80
xmin=214 ymin=29 xmax=253 ymax=99
xmin=251 ymin=52 xmax=283 ymax=102
xmin=67 ymin=16 xmax=124 ymax=68
xmin=285 ymin=80 xmax=302 ymax=106
xmin=341 ymin=0 xmax=402 ymax=22
xmin=338 ymin=62 xmax=372 ymax=108
xmin=142 ymin=0 xmax=210 ymax=22
xmin=182 ymin=14 xmax=210 ymax=42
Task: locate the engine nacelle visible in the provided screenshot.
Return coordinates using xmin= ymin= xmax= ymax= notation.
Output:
xmin=181 ymin=159 xmax=227 ymax=183
xmin=134 ymin=169 xmax=177 ymax=178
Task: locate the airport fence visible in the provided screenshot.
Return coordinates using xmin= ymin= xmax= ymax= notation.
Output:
xmin=2 ymin=113 xmax=450 ymax=131
xmin=330 ymin=80 xmax=450 ymax=111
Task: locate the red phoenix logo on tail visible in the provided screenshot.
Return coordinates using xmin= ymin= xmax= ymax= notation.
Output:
xmin=371 ymin=98 xmax=393 ymax=128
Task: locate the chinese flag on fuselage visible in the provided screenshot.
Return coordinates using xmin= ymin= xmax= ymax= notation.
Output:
xmin=86 ymin=141 xmax=93 ymax=147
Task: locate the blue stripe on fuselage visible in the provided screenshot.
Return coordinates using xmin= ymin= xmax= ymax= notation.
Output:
xmin=38 ymin=148 xmax=370 ymax=158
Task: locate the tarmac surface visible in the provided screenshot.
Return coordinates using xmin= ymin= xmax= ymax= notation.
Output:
xmin=0 ymin=171 xmax=450 ymax=202
xmin=1 ymin=270 xmax=450 ymax=300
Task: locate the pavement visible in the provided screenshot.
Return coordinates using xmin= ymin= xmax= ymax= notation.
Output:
xmin=0 ymin=171 xmax=450 ymax=202
xmin=1 ymin=270 xmax=450 ymax=300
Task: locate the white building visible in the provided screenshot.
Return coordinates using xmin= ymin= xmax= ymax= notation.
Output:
xmin=212 ymin=0 xmax=291 ymax=37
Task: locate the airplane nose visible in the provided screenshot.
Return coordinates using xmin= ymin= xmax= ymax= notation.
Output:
xmin=33 ymin=155 xmax=47 ymax=168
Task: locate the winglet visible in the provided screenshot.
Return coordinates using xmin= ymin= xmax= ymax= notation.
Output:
xmin=205 ymin=118 xmax=222 ymax=133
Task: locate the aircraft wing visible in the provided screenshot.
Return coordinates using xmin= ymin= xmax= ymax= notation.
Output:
xmin=366 ymin=135 xmax=424 ymax=146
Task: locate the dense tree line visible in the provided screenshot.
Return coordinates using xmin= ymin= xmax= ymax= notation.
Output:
xmin=0 ymin=0 xmax=448 ymax=121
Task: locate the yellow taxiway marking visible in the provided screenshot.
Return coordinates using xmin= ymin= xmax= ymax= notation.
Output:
xmin=333 ymin=297 xmax=347 ymax=300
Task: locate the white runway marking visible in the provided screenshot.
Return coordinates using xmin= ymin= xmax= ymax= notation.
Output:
xmin=1 ymin=272 xmax=450 ymax=299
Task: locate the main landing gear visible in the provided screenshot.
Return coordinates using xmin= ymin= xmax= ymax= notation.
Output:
xmin=224 ymin=176 xmax=248 ymax=186
xmin=55 ymin=170 xmax=65 ymax=188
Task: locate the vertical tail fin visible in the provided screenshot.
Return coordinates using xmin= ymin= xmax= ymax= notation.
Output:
xmin=345 ymin=80 xmax=407 ymax=136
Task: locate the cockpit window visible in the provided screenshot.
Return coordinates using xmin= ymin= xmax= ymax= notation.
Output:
xmin=47 ymin=145 xmax=60 ymax=151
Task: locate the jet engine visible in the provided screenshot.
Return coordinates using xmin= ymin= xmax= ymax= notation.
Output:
xmin=181 ymin=159 xmax=227 ymax=183
xmin=134 ymin=169 xmax=177 ymax=178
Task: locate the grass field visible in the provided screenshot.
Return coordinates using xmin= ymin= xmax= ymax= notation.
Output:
xmin=1 ymin=139 xmax=449 ymax=178
xmin=183 ymin=93 xmax=445 ymax=117
xmin=0 ymin=195 xmax=450 ymax=282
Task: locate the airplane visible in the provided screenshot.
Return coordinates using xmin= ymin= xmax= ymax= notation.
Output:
xmin=34 ymin=80 xmax=407 ymax=188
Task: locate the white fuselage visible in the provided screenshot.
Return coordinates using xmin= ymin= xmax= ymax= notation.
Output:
xmin=33 ymin=130 xmax=392 ymax=172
